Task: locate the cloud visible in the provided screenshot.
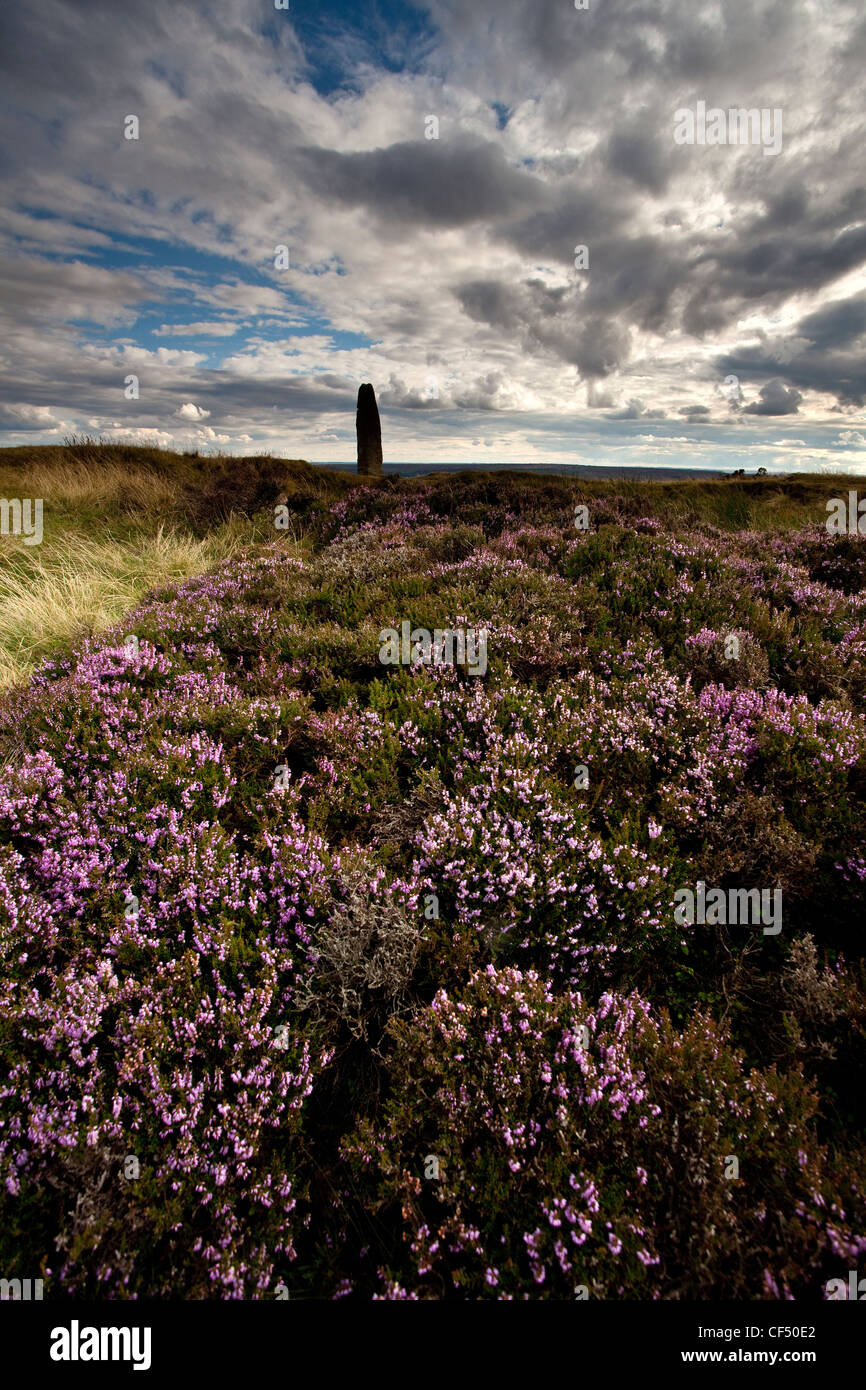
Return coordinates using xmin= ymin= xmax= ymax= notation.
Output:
xmin=154 ymin=321 xmax=244 ymax=337
xmin=0 ymin=0 xmax=863 ymax=467
xmin=607 ymin=398 xmax=667 ymax=420
xmin=456 ymin=277 xmax=630 ymax=378
xmin=743 ymin=380 xmax=803 ymax=416
xmin=606 ymin=118 xmax=675 ymax=195
xmin=0 ymin=254 xmax=147 ymax=328
xmin=0 ymin=403 xmax=66 ymax=429
xmin=292 ymin=137 xmax=543 ymax=230
xmin=587 ymin=383 xmax=616 ymax=408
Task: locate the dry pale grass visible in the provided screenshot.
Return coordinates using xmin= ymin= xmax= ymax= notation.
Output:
xmin=11 ymin=460 xmax=182 ymax=514
xmin=0 ymin=442 xmax=339 ymax=689
xmin=0 ymin=524 xmax=246 ymax=688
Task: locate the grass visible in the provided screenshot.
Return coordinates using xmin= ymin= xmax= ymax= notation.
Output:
xmin=0 ymin=524 xmax=249 ymax=686
xmin=0 ymin=438 xmax=350 ymax=687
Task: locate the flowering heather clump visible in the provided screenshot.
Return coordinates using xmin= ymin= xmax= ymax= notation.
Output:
xmin=686 ymin=628 xmax=770 ymax=690
xmin=1 ymin=470 xmax=865 ymax=1298
xmin=342 ymin=967 xmax=863 ymax=1299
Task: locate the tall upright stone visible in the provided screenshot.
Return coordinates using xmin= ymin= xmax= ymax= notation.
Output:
xmin=356 ymin=383 xmax=383 ymax=476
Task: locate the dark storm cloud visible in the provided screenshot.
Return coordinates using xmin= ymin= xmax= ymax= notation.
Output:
xmin=502 ymin=187 xmax=624 ymax=264
xmin=719 ymin=295 xmax=866 ymax=409
xmin=757 ymin=182 xmax=810 ymax=231
xmin=723 ymin=346 xmax=866 ymax=410
xmin=839 ymin=16 xmax=866 ymax=62
xmin=743 ymin=379 xmax=803 ymax=416
xmin=457 ymin=280 xmax=522 ymax=331
xmin=582 ymin=235 xmax=687 ymax=336
xmin=293 ymin=138 xmax=542 ymax=228
xmin=695 ymin=224 xmax=866 ymax=305
xmin=606 ymin=121 xmax=676 ymax=195
xmin=797 ymin=296 xmax=866 ymax=351
xmin=661 ymin=0 xmax=806 ymax=83
xmin=456 ymin=277 xmax=630 ymax=379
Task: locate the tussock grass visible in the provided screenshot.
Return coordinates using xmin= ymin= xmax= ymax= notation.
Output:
xmin=17 ymin=460 xmax=183 ymax=515
xmin=0 ymin=441 xmax=353 ymax=688
xmin=0 ymin=524 xmax=247 ymax=687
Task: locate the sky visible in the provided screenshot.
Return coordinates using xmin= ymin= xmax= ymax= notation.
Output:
xmin=1 ymin=0 xmax=865 ymax=471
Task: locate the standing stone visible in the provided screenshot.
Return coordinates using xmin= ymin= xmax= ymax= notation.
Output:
xmin=356 ymin=383 xmax=383 ymax=476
